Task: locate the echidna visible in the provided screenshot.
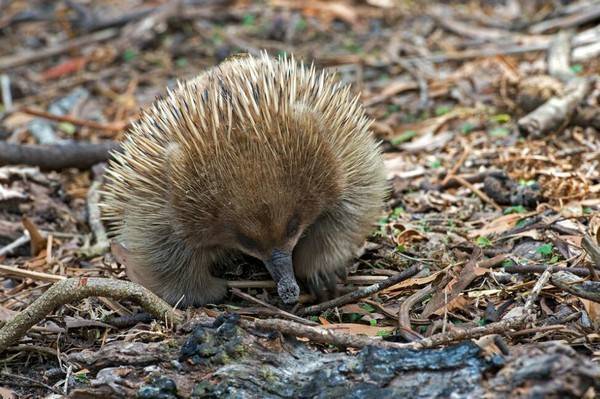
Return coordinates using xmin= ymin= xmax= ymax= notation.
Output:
xmin=101 ymin=53 xmax=386 ymax=306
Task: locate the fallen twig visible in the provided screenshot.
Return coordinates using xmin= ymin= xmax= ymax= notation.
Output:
xmin=0 ymin=264 xmax=64 ymax=282
xmin=0 ymin=371 xmax=61 ymax=394
xmin=503 ymin=264 xmax=591 ymax=278
xmin=243 ymin=314 xmax=531 ymax=351
xmin=524 ymin=268 xmax=553 ymax=314
xmin=0 ymin=234 xmax=30 ymax=257
xmin=551 ymin=270 xmax=600 ymax=303
xmin=441 ymin=145 xmax=470 ymax=186
xmin=299 ymin=264 xmax=422 ymax=316
xmin=529 ymin=3 xmax=600 ymax=34
xmin=398 ymin=284 xmax=434 ymax=331
xmin=0 ymin=141 xmax=121 ymax=170
xmin=0 ymin=29 xmax=118 ymax=71
xmin=231 ymin=288 xmax=318 ymax=326
xmin=19 ymin=107 xmax=128 ymax=132
xmin=0 ymin=277 xmax=182 ymax=353
xmin=447 ymin=175 xmax=502 ymax=211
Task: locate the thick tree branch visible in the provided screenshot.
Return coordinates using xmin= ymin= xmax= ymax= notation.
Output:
xmin=0 ymin=141 xmax=120 ymax=170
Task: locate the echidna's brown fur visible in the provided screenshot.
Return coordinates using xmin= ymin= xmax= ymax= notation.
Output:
xmin=101 ymin=53 xmax=386 ymax=306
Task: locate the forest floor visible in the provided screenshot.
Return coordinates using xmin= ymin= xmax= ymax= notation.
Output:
xmin=0 ymin=0 xmax=599 ymax=397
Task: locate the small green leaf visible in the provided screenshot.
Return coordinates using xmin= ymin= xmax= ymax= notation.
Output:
xmin=211 ymin=31 xmax=224 ymax=45
xmin=349 ymin=313 xmax=361 ymax=322
xmin=122 ymin=49 xmax=137 ymax=62
xmin=391 ymin=207 xmax=404 ymax=217
xmin=360 ymin=303 xmax=376 ymax=313
xmin=583 ymin=207 xmax=592 ymax=215
xmin=74 ymin=372 xmax=89 ymax=384
xmin=570 ymin=64 xmax=583 ymax=74
xmin=516 ymin=218 xmax=528 ymax=227
xmin=430 ymin=159 xmax=442 ymax=169
xmin=310 ymin=316 xmax=319 ymax=322
xmin=242 ymin=14 xmax=255 ymax=27
xmin=387 ymin=104 xmax=401 ymax=113
xmin=536 ymin=243 xmax=553 ymax=257
xmin=518 ymin=179 xmax=537 ymax=187
xmin=295 ymin=17 xmax=307 ymax=31
xmin=503 ymin=205 xmax=527 ymax=214
xmin=396 ymin=244 xmax=406 ymax=253
xmin=489 ymin=127 xmax=510 ymax=137
xmin=369 ymin=319 xmax=377 ymax=327
xmin=476 ymin=236 xmax=492 ymax=247
xmin=376 ymin=329 xmax=392 ymax=337
xmin=460 ymin=122 xmax=475 ymax=134
xmin=502 ymin=259 xmax=514 ymax=267
xmin=435 ymin=105 xmax=452 ymax=116
xmin=58 ymin=121 xmax=76 ymax=135
xmin=343 ymin=40 xmax=361 ymax=53
xmin=490 ymin=114 xmax=511 ymax=124
xmin=390 ymin=130 xmax=417 ymax=145
xmin=549 ymin=255 xmax=560 ymax=264
xmin=175 ymin=57 xmax=188 ymax=68
xmin=478 ymin=319 xmax=486 ymax=326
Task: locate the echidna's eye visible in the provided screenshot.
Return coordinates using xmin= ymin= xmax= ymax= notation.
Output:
xmin=286 ymin=214 xmax=300 ymax=238
xmin=236 ymin=232 xmax=259 ymax=252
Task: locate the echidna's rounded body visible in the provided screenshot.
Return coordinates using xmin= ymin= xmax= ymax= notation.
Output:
xmin=101 ymin=54 xmax=386 ymax=306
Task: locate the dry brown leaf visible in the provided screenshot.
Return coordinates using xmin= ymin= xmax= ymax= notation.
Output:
xmin=271 ymin=0 xmax=358 ymax=25
xmin=422 ymin=249 xmax=487 ymax=317
xmin=364 ymin=80 xmax=419 ymax=108
xmin=2 ymin=112 xmax=34 ymax=130
xmin=384 ymin=270 xmax=441 ymax=292
xmin=581 ymin=299 xmax=600 ymax=329
xmin=431 ymin=295 xmax=469 ymax=316
xmin=338 ymin=304 xmax=368 ymax=315
xmin=0 ymin=306 xmax=17 ymax=321
xmin=468 ymin=213 xmax=528 ymax=238
xmin=22 ymin=217 xmax=46 ymax=256
xmin=0 ymin=387 xmax=17 ymax=399
xmin=400 ymin=131 xmax=454 ymax=153
xmin=383 ymin=156 xmax=425 ymax=180
xmin=394 ymin=228 xmax=427 ymax=246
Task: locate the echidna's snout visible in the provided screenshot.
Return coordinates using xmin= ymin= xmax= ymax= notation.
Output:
xmin=264 ymin=249 xmax=300 ymax=304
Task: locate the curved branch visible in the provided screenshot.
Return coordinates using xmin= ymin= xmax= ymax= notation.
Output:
xmin=0 ymin=277 xmax=182 ymax=353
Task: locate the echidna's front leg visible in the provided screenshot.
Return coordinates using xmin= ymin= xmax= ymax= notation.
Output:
xmin=293 ymin=216 xmax=358 ymax=301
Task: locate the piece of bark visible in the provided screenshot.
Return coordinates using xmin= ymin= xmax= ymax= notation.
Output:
xmin=573 ymin=106 xmax=600 ymax=130
xmin=547 ymin=30 xmax=574 ymax=80
xmin=517 ymin=78 xmax=590 ymax=138
xmin=551 ymin=270 xmax=600 ymax=303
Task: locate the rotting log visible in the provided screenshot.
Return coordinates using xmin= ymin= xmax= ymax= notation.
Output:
xmin=64 ymin=314 xmax=600 ymax=398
